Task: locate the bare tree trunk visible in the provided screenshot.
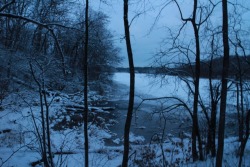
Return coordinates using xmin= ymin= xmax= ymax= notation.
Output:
xmin=238 ymin=110 xmax=250 ymax=167
xmin=210 ymin=102 xmax=217 ymax=157
xmin=39 ymin=89 xmax=49 ymax=167
xmin=207 ymin=35 xmax=219 ymax=157
xmin=235 ymin=54 xmax=244 ymax=143
xmin=30 ymin=63 xmax=49 ymax=167
xmin=49 ymin=29 xmax=66 ymax=76
xmin=83 ymin=0 xmax=89 ymax=167
xmin=122 ymin=0 xmax=135 ymax=166
xmin=234 ymin=43 xmax=249 ymax=167
xmin=43 ymin=89 xmax=54 ymax=167
xmin=236 ymin=83 xmax=244 ymax=142
xmin=216 ymin=0 xmax=230 ymax=166
xmin=191 ymin=0 xmax=203 ymax=161
xmin=173 ymin=0 xmax=208 ymax=160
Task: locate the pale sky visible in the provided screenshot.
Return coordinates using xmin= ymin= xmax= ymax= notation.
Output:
xmin=90 ymin=1 xmax=171 ymax=67
xmin=91 ymin=0 xmax=250 ymax=67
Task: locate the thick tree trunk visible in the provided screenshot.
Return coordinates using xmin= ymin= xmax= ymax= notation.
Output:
xmin=122 ymin=0 xmax=135 ymax=166
xmin=83 ymin=0 xmax=89 ymax=167
xmin=216 ymin=0 xmax=230 ymax=166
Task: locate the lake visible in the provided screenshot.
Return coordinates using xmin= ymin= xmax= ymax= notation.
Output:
xmin=106 ymin=72 xmax=241 ymax=145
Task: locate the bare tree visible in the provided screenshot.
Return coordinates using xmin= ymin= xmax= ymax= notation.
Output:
xmin=168 ymin=0 xmax=218 ymax=161
xmin=200 ymin=26 xmax=222 ymax=157
xmin=230 ymin=23 xmax=250 ymax=167
xmin=83 ymin=0 xmax=89 ymax=167
xmin=29 ymin=59 xmax=54 ymax=167
xmin=238 ymin=109 xmax=250 ymax=167
xmin=122 ymin=0 xmax=135 ymax=166
xmin=216 ymin=0 xmax=230 ymax=166
xmin=0 ymin=0 xmax=71 ymax=76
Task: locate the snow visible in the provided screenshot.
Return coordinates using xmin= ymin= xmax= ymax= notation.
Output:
xmin=0 ymin=73 xmax=250 ymax=166
xmin=128 ymin=132 xmax=145 ymax=144
xmin=112 ymin=138 xmax=121 ymax=145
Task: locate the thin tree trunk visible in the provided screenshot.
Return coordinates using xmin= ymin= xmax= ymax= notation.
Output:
xmin=236 ymin=54 xmax=244 ymax=143
xmin=39 ymin=89 xmax=49 ymax=167
xmin=191 ymin=0 xmax=203 ymax=161
xmin=210 ymin=102 xmax=217 ymax=157
xmin=49 ymin=29 xmax=66 ymax=76
xmin=236 ymin=83 xmax=243 ymax=142
xmin=43 ymin=89 xmax=54 ymax=167
xmin=30 ymin=63 xmax=49 ymax=167
xmin=238 ymin=110 xmax=250 ymax=167
xmin=216 ymin=0 xmax=230 ymax=166
xmin=122 ymin=0 xmax=135 ymax=166
xmin=207 ymin=36 xmax=218 ymax=157
xmin=37 ymin=88 xmax=48 ymax=165
xmin=236 ymin=53 xmax=249 ymax=167
xmin=83 ymin=0 xmax=89 ymax=167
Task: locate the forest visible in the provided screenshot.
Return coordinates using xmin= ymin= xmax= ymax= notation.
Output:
xmin=0 ymin=0 xmax=250 ymax=167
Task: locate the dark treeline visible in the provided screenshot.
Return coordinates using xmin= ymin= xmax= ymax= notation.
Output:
xmin=177 ymin=55 xmax=250 ymax=79
xmin=117 ymin=55 xmax=250 ymax=79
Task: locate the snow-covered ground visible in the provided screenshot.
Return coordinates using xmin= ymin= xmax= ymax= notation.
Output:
xmin=0 ymin=89 xmax=123 ymax=167
xmin=0 ymin=73 xmax=249 ymax=166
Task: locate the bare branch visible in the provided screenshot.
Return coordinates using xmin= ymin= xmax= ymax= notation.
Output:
xmin=48 ymin=28 xmax=66 ymax=75
xmin=199 ymin=1 xmax=221 ymax=26
xmin=0 ymin=0 xmax=15 ymax=12
xmin=135 ymin=96 xmax=193 ymax=117
xmin=0 ymin=144 xmax=27 ymax=167
xmin=173 ymin=0 xmax=192 ymax=22
xmin=0 ymin=12 xmax=49 ymax=27
xmin=0 ymin=12 xmax=68 ymax=75
xmin=148 ymin=0 xmax=172 ymax=33
xmin=0 ymin=12 xmax=82 ymax=31
xmin=129 ymin=12 xmax=143 ymax=27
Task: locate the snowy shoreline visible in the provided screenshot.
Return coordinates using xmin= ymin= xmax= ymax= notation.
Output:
xmin=0 ymin=73 xmax=248 ymax=166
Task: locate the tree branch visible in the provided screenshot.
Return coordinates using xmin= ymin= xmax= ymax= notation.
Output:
xmin=0 ymin=0 xmax=15 ymax=12
xmin=0 ymin=12 xmax=68 ymax=76
xmin=135 ymin=96 xmax=193 ymax=117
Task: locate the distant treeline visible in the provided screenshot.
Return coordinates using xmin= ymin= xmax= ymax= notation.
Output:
xmin=116 ymin=67 xmax=170 ymax=74
xmin=116 ymin=56 xmax=250 ymax=79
